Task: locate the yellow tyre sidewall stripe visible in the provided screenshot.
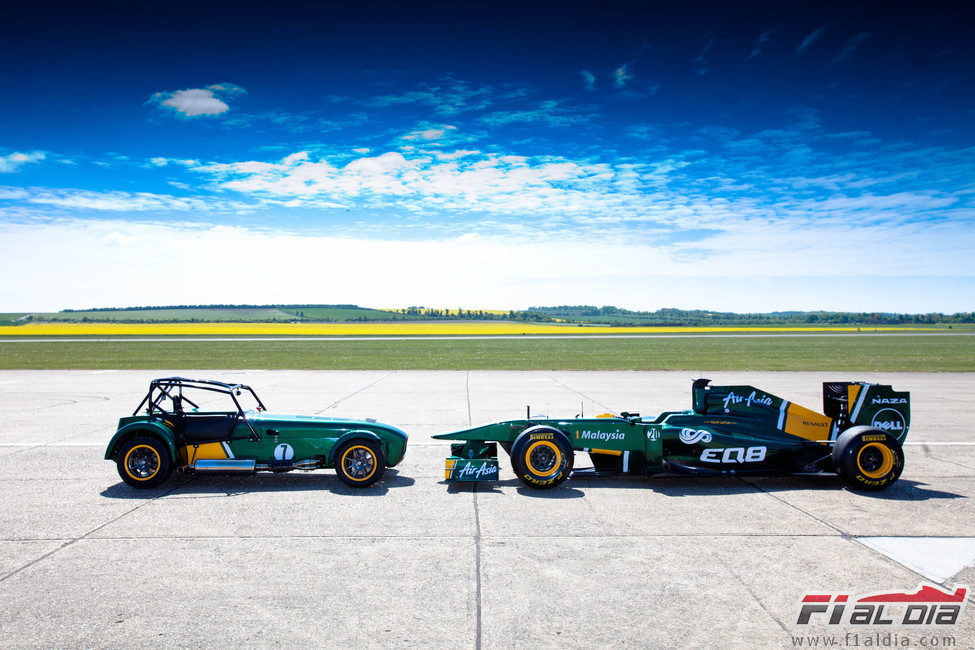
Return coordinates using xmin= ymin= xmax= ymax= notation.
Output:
xmin=341 ymin=445 xmax=377 ymax=482
xmin=857 ymin=442 xmax=895 ymax=479
xmin=123 ymin=444 xmax=161 ymax=481
xmin=525 ymin=440 xmax=562 ymax=477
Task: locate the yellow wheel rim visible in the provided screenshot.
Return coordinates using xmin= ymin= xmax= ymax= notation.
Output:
xmin=525 ymin=440 xmax=562 ymax=477
xmin=124 ymin=444 xmax=161 ymax=481
xmin=341 ymin=445 xmax=377 ymax=482
xmin=857 ymin=442 xmax=895 ymax=479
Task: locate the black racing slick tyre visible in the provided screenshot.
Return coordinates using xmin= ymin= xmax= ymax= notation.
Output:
xmin=116 ymin=436 xmax=172 ymax=489
xmin=510 ymin=426 xmax=574 ymax=489
xmin=335 ymin=439 xmax=386 ymax=488
xmin=833 ymin=426 xmax=905 ymax=491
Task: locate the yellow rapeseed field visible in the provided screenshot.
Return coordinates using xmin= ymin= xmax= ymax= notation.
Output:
xmin=0 ymin=322 xmax=921 ymax=336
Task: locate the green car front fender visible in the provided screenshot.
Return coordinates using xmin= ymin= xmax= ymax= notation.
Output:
xmin=327 ymin=430 xmax=385 ymax=465
xmin=104 ymin=420 xmax=178 ymax=463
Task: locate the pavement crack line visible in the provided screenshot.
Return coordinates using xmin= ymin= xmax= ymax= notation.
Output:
xmin=713 ymin=550 xmax=791 ymax=635
xmin=0 ymin=479 xmax=190 ymax=585
xmin=465 ymin=370 xmax=472 ymax=427
xmin=473 ymin=482 xmax=483 ymax=650
xmin=541 ymin=373 xmax=614 ymax=414
xmin=466 ymin=371 xmax=481 ymax=649
xmin=316 ymin=372 xmax=393 ymax=413
xmin=1 ymin=423 xmax=116 ymax=458
xmin=736 ymin=477 xmax=847 ymax=537
xmin=729 ymin=477 xmax=945 ymax=588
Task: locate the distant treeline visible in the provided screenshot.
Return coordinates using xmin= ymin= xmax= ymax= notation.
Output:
xmin=59 ymin=304 xmax=360 ymax=312
xmin=528 ymin=305 xmax=975 ymax=326
xmin=27 ymin=304 xmax=975 ymax=326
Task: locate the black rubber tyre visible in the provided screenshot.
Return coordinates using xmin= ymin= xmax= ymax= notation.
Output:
xmin=116 ymin=436 xmax=172 ymax=489
xmin=335 ymin=439 xmax=386 ymax=488
xmin=833 ymin=426 xmax=905 ymax=491
xmin=510 ymin=426 xmax=574 ymax=489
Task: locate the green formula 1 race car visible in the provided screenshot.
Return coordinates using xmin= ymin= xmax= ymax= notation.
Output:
xmin=105 ymin=377 xmax=408 ymax=489
xmin=434 ymin=379 xmax=910 ymax=491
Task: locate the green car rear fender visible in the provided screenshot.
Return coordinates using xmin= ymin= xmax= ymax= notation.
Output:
xmin=105 ymin=420 xmax=178 ymax=463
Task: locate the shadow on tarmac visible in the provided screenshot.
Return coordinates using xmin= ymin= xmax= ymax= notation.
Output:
xmin=101 ymin=469 xmax=415 ymax=498
xmin=741 ymin=475 xmax=966 ymax=500
xmin=847 ymin=479 xmax=966 ymax=501
xmin=440 ymin=474 xmax=967 ymax=500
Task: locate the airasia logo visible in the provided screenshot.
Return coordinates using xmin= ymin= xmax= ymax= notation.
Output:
xmin=871 ymin=408 xmax=905 ymax=433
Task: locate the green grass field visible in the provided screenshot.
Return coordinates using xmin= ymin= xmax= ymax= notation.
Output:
xmin=31 ymin=307 xmax=295 ymax=322
xmin=0 ymin=313 xmax=29 ymax=325
xmin=1 ymin=333 xmax=971 ymax=371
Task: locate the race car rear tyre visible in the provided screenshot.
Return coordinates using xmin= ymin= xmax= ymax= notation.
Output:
xmin=116 ymin=436 xmax=172 ymax=489
xmin=833 ymin=426 xmax=904 ymax=491
xmin=335 ymin=439 xmax=386 ymax=488
xmin=510 ymin=426 xmax=574 ymax=489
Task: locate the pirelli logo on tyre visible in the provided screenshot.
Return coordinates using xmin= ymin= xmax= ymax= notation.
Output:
xmin=530 ymin=432 xmax=554 ymax=440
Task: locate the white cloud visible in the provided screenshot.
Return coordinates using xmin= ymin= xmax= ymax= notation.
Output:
xmin=1 ymin=218 xmax=971 ymax=311
xmin=580 ymin=69 xmax=596 ymax=91
xmin=401 ymin=125 xmax=457 ymax=141
xmin=0 ymin=151 xmax=45 ymax=173
xmin=831 ymin=32 xmax=870 ymax=66
xmin=366 ymin=79 xmax=500 ymax=115
xmin=797 ymin=26 xmax=826 ymax=53
xmin=613 ymin=65 xmax=632 ymax=88
xmin=479 ymin=100 xmax=591 ymax=127
xmin=145 ymin=157 xmax=199 ymax=168
xmin=149 ymin=83 xmax=247 ymax=117
xmin=193 ymin=149 xmax=629 ymax=217
xmin=0 ymin=186 xmax=250 ymax=212
xmin=746 ymin=26 xmax=780 ymax=60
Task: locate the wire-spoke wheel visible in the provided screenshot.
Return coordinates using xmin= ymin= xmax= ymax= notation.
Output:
xmin=116 ymin=436 xmax=172 ymax=488
xmin=335 ymin=440 xmax=386 ymax=488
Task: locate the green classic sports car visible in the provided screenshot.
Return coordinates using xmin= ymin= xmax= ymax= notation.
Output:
xmin=105 ymin=377 xmax=408 ymax=489
xmin=434 ymin=379 xmax=910 ymax=491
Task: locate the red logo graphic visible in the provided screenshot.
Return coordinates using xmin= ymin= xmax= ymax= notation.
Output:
xmin=797 ymin=585 xmax=968 ymax=626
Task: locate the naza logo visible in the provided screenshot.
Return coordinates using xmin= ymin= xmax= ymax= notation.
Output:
xmin=870 ymin=408 xmax=906 ymax=432
xmin=797 ymin=585 xmax=967 ymax=626
xmin=872 ymin=397 xmax=907 ymax=405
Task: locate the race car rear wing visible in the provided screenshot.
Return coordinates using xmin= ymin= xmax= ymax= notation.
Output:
xmin=823 ymin=382 xmax=910 ymax=441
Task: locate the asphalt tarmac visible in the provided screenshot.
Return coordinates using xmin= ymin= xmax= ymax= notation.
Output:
xmin=0 ymin=370 xmax=972 ymax=648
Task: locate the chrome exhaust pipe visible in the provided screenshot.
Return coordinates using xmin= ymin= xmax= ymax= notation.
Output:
xmin=255 ymin=460 xmax=319 ymax=472
xmin=192 ymin=459 xmax=257 ymax=475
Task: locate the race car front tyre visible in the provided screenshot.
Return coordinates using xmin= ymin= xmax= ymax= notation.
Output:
xmin=832 ymin=426 xmax=904 ymax=491
xmin=335 ymin=439 xmax=387 ymax=488
xmin=510 ymin=426 xmax=574 ymax=489
xmin=116 ymin=436 xmax=172 ymax=489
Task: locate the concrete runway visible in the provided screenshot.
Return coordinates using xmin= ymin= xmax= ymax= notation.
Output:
xmin=0 ymin=370 xmax=973 ymax=648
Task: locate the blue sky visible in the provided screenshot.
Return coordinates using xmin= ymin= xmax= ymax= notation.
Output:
xmin=1 ymin=0 xmax=973 ymax=311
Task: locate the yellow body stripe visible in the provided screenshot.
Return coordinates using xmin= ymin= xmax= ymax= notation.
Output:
xmin=589 ymin=448 xmax=622 ymax=456
xmin=783 ymin=403 xmax=833 ymax=443
xmin=181 ymin=442 xmax=229 ymax=463
xmin=848 ymin=384 xmax=862 ymax=413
